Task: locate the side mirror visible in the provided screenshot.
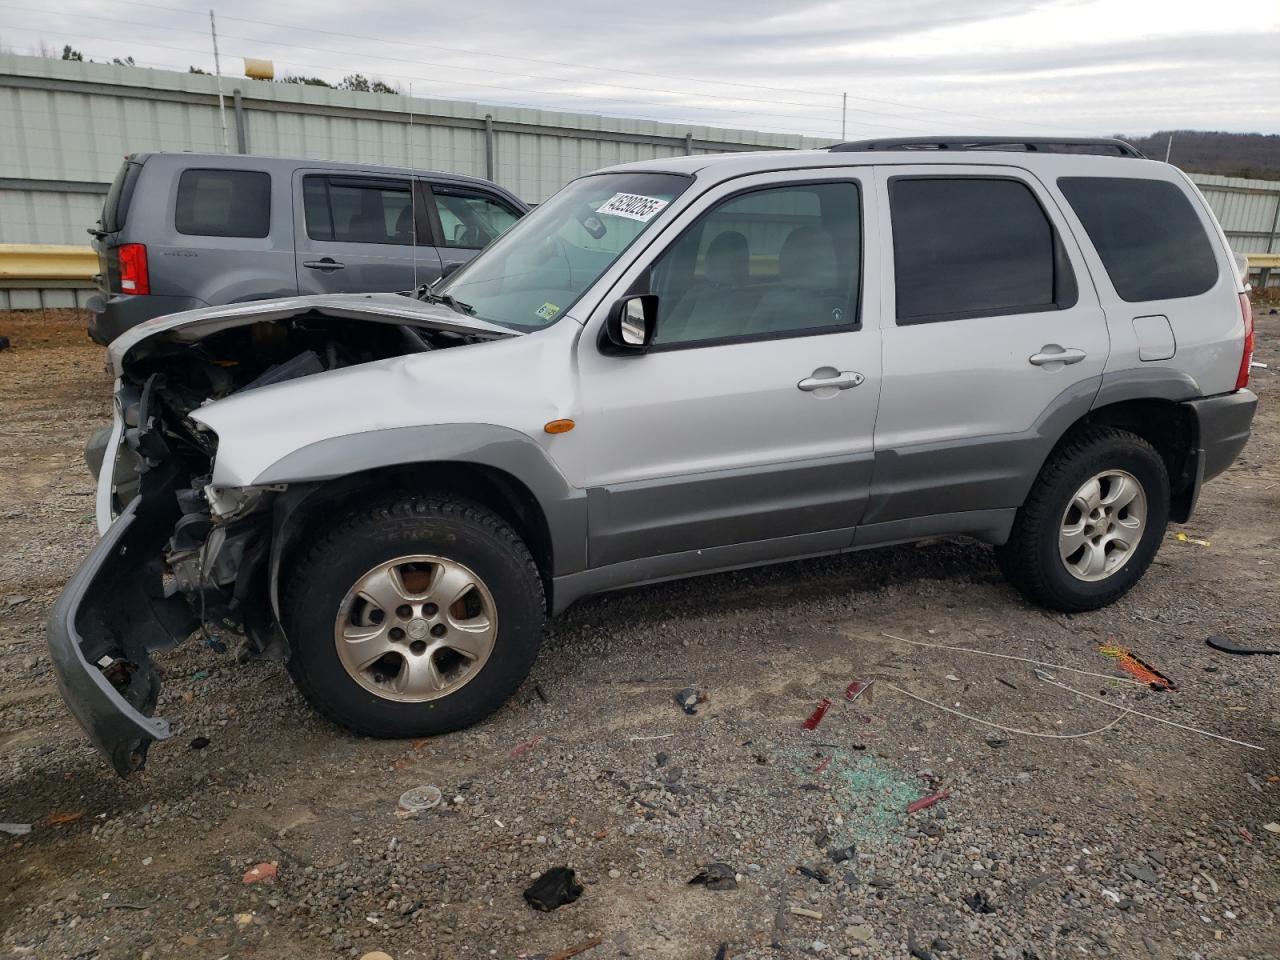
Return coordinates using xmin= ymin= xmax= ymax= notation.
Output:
xmin=440 ymin=261 xmax=464 ymax=280
xmin=602 ymin=295 xmax=658 ymax=354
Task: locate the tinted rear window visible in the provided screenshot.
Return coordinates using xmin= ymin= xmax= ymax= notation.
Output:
xmin=101 ymin=160 xmax=142 ymax=233
xmin=890 ymin=177 xmax=1077 ymax=323
xmin=1058 ymin=177 xmax=1218 ymax=301
xmin=175 ymin=169 xmax=271 ymax=238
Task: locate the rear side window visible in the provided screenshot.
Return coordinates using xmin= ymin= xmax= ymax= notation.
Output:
xmin=1058 ymin=177 xmax=1219 ymax=302
xmin=101 ymin=160 xmax=142 ymax=233
xmin=175 ymin=169 xmax=270 ymax=238
xmin=303 ymin=176 xmax=414 ymax=245
xmin=890 ymin=177 xmax=1077 ymax=324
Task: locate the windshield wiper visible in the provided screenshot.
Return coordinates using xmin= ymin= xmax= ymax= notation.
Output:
xmin=421 ymin=291 xmax=476 ymax=316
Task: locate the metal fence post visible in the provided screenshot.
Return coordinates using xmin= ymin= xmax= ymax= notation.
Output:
xmin=484 ymin=114 xmax=495 ymax=181
xmin=685 ymin=132 xmax=693 ymax=156
xmin=233 ymin=89 xmax=247 ymax=154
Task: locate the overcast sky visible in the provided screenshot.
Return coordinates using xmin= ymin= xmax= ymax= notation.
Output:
xmin=5 ymin=0 xmax=1279 ymax=138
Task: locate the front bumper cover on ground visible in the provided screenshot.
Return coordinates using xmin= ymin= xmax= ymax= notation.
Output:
xmin=47 ymin=495 xmax=197 ymax=776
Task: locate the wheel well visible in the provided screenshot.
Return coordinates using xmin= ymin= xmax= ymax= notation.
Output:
xmin=1069 ymin=398 xmax=1199 ymax=521
xmin=274 ymin=462 xmax=555 ymax=609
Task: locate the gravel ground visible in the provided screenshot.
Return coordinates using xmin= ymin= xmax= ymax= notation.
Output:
xmin=1 ymin=306 xmax=1278 ymax=960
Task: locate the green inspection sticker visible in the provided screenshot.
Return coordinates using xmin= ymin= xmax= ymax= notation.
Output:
xmin=535 ymin=302 xmax=561 ymax=321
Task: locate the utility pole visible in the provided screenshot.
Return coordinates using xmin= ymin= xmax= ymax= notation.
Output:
xmin=210 ymin=10 xmax=230 ymax=152
xmin=1165 ymin=134 xmax=1173 ymax=163
xmin=841 ymin=92 xmax=847 ymax=141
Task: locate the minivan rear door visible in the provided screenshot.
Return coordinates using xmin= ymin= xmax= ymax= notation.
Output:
xmin=425 ymin=181 xmax=525 ymax=277
xmin=864 ymin=164 xmax=1109 ymax=535
xmin=293 ymin=171 xmax=442 ymax=295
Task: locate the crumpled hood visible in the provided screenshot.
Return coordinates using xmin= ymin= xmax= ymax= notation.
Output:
xmin=190 ymin=325 xmax=573 ymax=488
xmin=107 ymin=292 xmax=514 ymax=376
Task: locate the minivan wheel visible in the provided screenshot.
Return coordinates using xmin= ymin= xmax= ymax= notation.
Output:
xmin=996 ymin=426 xmax=1170 ymax=612
xmin=282 ymin=495 xmax=545 ymax=738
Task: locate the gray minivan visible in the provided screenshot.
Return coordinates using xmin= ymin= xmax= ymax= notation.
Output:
xmin=87 ymin=153 xmax=528 ymax=344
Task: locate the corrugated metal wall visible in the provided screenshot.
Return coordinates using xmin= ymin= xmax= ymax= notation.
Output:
xmin=1 ymin=50 xmax=1276 ymax=305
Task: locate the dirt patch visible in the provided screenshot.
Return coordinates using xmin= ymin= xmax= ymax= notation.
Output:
xmin=1 ymin=308 xmax=1279 ymax=959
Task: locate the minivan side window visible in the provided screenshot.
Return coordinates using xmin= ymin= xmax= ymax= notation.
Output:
xmin=303 ymin=176 xmax=415 ymax=245
xmin=175 ymin=169 xmax=271 ymax=238
xmin=650 ymin=181 xmax=862 ymax=347
xmin=890 ymin=177 xmax=1077 ymax=324
xmin=434 ymin=187 xmax=521 ymax=249
xmin=1058 ymin=177 xmax=1219 ymax=302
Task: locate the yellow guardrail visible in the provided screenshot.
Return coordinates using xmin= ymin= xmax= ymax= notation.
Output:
xmin=0 ymin=244 xmax=97 ymax=282
xmin=1247 ymin=253 xmax=1280 ymax=269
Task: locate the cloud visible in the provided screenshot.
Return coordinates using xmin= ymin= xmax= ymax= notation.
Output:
xmin=24 ymin=0 xmax=1280 ymax=136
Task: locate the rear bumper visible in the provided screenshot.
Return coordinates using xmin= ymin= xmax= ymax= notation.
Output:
xmin=1178 ymin=389 xmax=1258 ymax=519
xmin=47 ymin=494 xmax=196 ymax=776
xmin=87 ymin=293 xmax=207 ymax=345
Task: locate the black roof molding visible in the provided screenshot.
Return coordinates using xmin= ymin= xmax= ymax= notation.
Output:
xmin=829 ymin=137 xmax=1146 ymax=158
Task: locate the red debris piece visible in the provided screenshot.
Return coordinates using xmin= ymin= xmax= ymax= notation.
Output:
xmin=1240 ymin=827 xmax=1255 ymax=844
xmin=802 ymin=698 xmax=833 ymax=730
xmin=510 ymin=735 xmax=546 ymax=757
xmin=845 ymin=679 xmax=870 ymax=701
xmin=242 ymin=862 xmax=278 ymax=885
xmin=814 ymin=756 xmax=832 ymax=775
xmin=907 ymin=789 xmax=951 ymax=814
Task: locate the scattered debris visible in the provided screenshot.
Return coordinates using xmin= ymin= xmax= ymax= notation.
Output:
xmin=963 ymin=891 xmax=996 ymax=914
xmin=398 ymin=784 xmax=442 ymax=814
xmin=41 ymin=811 xmax=84 ymax=827
xmin=1099 ymin=644 xmax=1176 ymax=690
xmin=907 ymin=789 xmax=951 ymax=814
xmin=1206 ymin=635 xmax=1280 ymax=656
xmin=241 ymin=862 xmax=278 ymax=885
xmin=908 ymin=930 xmax=938 ymax=960
xmin=1174 ymin=531 xmax=1211 ymax=547
xmin=789 ymin=906 xmax=823 ymax=920
xmin=524 ymin=866 xmax=584 ymax=911
xmin=688 ymin=862 xmax=738 ymax=891
xmin=845 ymin=679 xmax=874 ymax=702
xmin=534 ymin=683 xmax=550 ymax=704
xmin=674 ymin=687 xmax=707 ymax=715
xmin=510 ymin=735 xmax=546 ymax=757
xmin=358 ymin=952 xmax=395 ymax=960
xmin=189 ymin=736 xmax=210 ymax=750
xmin=995 ymin=677 xmax=1018 ymax=690
xmin=813 ymin=756 xmax=831 ymax=774
xmin=802 ymin=697 xmax=833 ymax=730
xmin=984 ymin=736 xmax=1008 ymax=749
xmin=796 ymin=865 xmax=830 ymax=884
xmin=945 ymin=674 xmax=961 ymax=682
xmin=1 ymin=823 xmax=32 ymax=836
xmin=1263 ymin=823 xmax=1280 ymax=834
xmin=714 ymin=944 xmax=731 ymax=960
xmin=0 ymin=335 xmax=9 ymax=351
xmin=235 ymin=912 xmax=254 ymax=928
xmin=828 ymin=845 xmax=855 ymax=864
xmin=1125 ymin=863 xmax=1158 ymax=886
xmin=546 ymin=936 xmax=603 ymax=959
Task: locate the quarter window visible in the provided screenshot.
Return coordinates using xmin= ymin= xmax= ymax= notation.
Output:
xmin=303 ymin=176 xmax=415 ymax=245
xmin=889 ymin=177 xmax=1077 ymax=324
xmin=1058 ymin=177 xmax=1218 ymax=302
xmin=175 ymin=169 xmax=270 ymax=238
xmin=650 ymin=182 xmax=862 ymax=347
xmin=433 ymin=188 xmax=521 ymax=248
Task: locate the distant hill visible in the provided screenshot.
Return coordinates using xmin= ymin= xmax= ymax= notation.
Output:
xmin=1117 ymin=131 xmax=1280 ymax=181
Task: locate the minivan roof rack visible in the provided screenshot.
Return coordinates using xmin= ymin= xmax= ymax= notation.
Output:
xmin=828 ymin=137 xmax=1146 ymax=158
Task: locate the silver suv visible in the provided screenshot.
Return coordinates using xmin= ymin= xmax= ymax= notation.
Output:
xmin=51 ymin=137 xmax=1258 ymax=775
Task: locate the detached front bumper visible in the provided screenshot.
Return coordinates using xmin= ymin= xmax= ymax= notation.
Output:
xmin=47 ymin=494 xmax=197 ymax=776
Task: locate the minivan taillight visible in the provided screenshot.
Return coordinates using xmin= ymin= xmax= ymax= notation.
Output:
xmin=1236 ymin=292 xmax=1254 ymax=391
xmin=118 ymin=243 xmax=149 ymax=295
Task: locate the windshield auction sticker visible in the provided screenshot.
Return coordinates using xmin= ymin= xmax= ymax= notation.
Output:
xmin=596 ymin=193 xmax=669 ymax=222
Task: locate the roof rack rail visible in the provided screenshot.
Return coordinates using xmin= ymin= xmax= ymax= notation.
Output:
xmin=828 ymin=137 xmax=1146 ymax=158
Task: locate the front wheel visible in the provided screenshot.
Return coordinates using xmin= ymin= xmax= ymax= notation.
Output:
xmin=281 ymin=495 xmax=545 ymax=738
xmin=996 ymin=426 xmax=1170 ymax=612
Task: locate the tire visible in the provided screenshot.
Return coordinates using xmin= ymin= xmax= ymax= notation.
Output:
xmin=996 ymin=426 xmax=1170 ymax=612
xmin=281 ymin=494 xmax=545 ymax=738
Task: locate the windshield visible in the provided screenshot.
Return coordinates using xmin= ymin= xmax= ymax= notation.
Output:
xmin=434 ymin=172 xmax=691 ymax=330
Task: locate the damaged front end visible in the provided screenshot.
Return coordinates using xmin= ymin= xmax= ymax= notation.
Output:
xmin=49 ymin=295 xmax=511 ymax=775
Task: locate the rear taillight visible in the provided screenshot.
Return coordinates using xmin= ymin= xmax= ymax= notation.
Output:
xmin=1236 ymin=292 xmax=1254 ymax=391
xmin=117 ymin=243 xmax=149 ymax=295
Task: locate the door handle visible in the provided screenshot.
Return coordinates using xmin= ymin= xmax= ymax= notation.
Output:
xmin=1028 ymin=345 xmax=1086 ymax=367
xmin=303 ymin=258 xmax=345 ymax=271
xmin=797 ymin=370 xmax=864 ymax=392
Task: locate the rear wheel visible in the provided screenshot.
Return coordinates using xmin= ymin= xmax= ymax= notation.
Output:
xmin=282 ymin=495 xmax=544 ymax=738
xmin=996 ymin=426 xmax=1170 ymax=612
